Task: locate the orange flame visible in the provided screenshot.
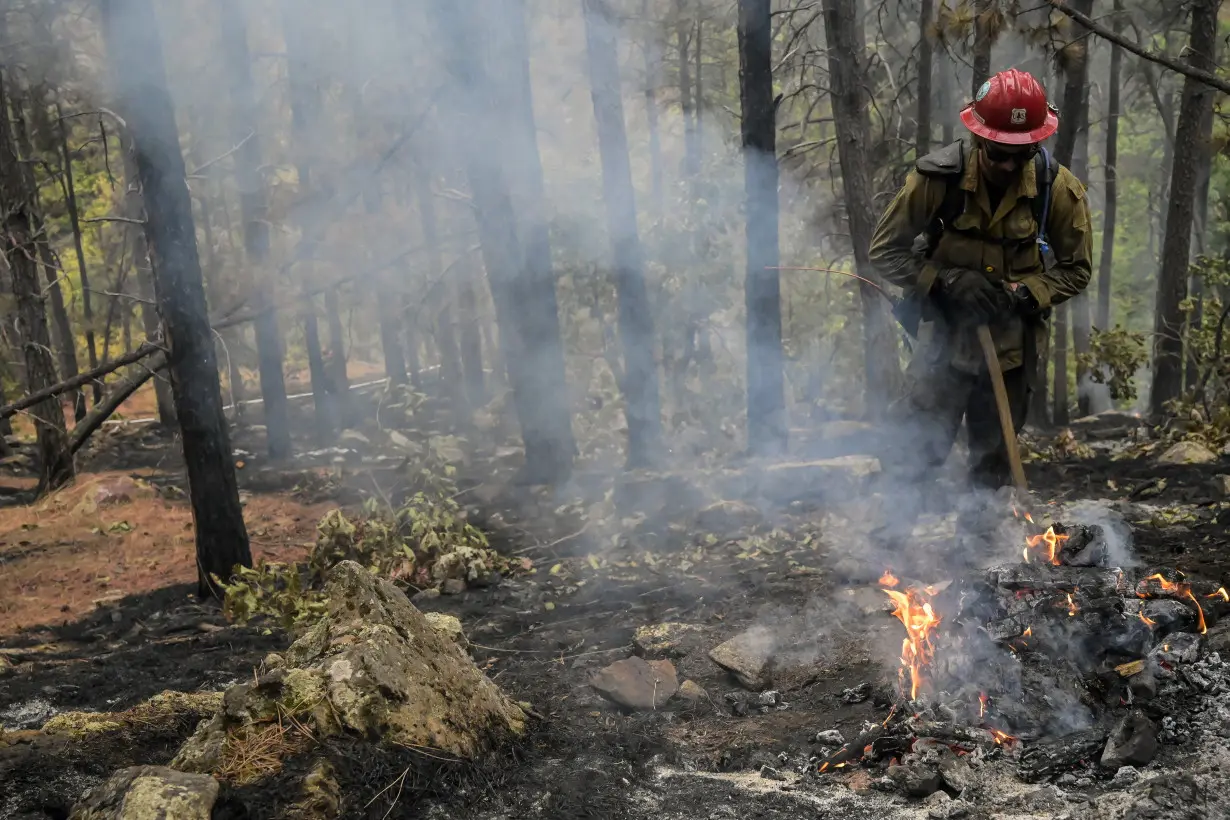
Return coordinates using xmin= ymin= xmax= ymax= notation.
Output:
xmin=989 ymin=729 xmax=1017 ymax=745
xmin=882 ymin=583 xmax=942 ymax=701
xmin=1208 ymin=587 xmax=1229 ymax=602
xmin=1140 ymin=574 xmax=1208 ymax=635
xmin=978 ymin=692 xmax=988 ymax=718
xmin=1024 ymin=526 xmax=1068 ymax=565
xmin=879 ymin=570 xmax=900 ymax=588
xmin=1066 ymin=592 xmax=1078 ymax=617
xmin=1139 ymin=612 xmax=1156 ymax=628
xmin=1023 ymin=626 xmax=1032 ymax=637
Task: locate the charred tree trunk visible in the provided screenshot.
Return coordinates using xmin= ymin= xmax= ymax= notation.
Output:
xmin=323 ymin=287 xmax=350 ymax=424
xmin=431 ymin=0 xmax=576 ymax=484
xmin=1096 ymin=0 xmax=1123 ymax=333
xmin=642 ymin=0 xmax=665 ymax=220
xmin=1150 ymin=0 xmax=1221 ymax=416
xmin=55 ymin=104 xmax=101 ymax=407
xmin=219 ymin=0 xmax=291 ymax=459
xmin=971 ymin=0 xmax=995 ymax=95
xmin=102 ymin=0 xmax=252 ymax=597
xmin=119 ymin=128 xmax=177 ymax=427
xmin=822 ymin=0 xmax=901 ymax=418
xmin=0 ymin=71 xmax=73 ymax=492
xmin=738 ymin=0 xmax=785 ymax=455
xmin=282 ymin=1 xmax=339 ymax=438
xmin=582 ymin=0 xmax=664 ymax=468
xmin=1186 ymin=98 xmax=1215 ymax=392
xmin=916 ymin=0 xmax=934 ymax=157
xmin=409 ymin=160 xmax=464 ymax=409
xmin=675 ymin=1 xmax=698 ymax=179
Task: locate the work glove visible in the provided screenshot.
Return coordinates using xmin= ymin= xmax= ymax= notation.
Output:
xmin=1006 ymin=282 xmax=1041 ymax=317
xmin=935 ymin=267 xmax=1012 ymax=324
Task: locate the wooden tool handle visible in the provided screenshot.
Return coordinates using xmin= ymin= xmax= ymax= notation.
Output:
xmin=977 ymin=325 xmax=1029 ymax=496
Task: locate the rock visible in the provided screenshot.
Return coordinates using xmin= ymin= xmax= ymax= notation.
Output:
xmin=887 ymin=763 xmax=942 ymax=798
xmin=633 ymin=622 xmax=703 ymax=658
xmin=69 ymin=765 xmax=218 ymax=819
xmin=842 ymin=683 xmax=872 ymax=703
xmin=759 ymin=764 xmax=786 ymax=781
xmin=677 ymin=680 xmax=707 ymax=703
xmin=815 ymin=729 xmax=845 ymax=747
xmin=708 ymin=626 xmax=775 ymax=690
xmin=1157 ymin=441 xmax=1218 ymax=465
xmin=590 ymin=657 xmax=678 ymax=711
xmin=1101 ymin=712 xmax=1158 ymax=769
xmin=694 ymin=500 xmax=764 ymax=532
xmin=758 ymin=456 xmax=881 ymax=504
xmin=412 ymin=588 xmax=442 ymax=604
xmin=172 ymin=561 xmax=525 ymax=775
xmin=1212 ymin=475 xmax=1230 ymax=498
xmin=1111 ymin=765 xmax=1140 ymax=788
xmin=939 ymin=757 xmax=975 ymax=793
xmin=423 ymin=612 xmax=467 ymax=647
xmin=440 ymin=578 xmax=467 ymax=595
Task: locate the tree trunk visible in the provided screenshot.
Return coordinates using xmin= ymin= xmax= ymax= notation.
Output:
xmin=916 ymin=0 xmax=934 ymax=157
xmin=821 ymin=0 xmax=901 ymax=418
xmin=675 ymin=0 xmax=698 ymax=178
xmin=1096 ymin=0 xmax=1123 ymax=332
xmin=1187 ymin=91 xmax=1215 ymax=391
xmin=582 ymin=0 xmax=664 ymax=468
xmin=219 ymin=0 xmax=291 ymax=459
xmin=738 ymin=0 xmax=786 ymax=455
xmin=457 ymin=253 xmax=486 ymax=408
xmin=936 ymin=48 xmax=955 ymax=144
xmin=281 ymin=0 xmax=339 ymax=439
xmin=642 ymin=0 xmax=665 ymax=220
xmin=119 ymin=128 xmax=177 ymax=427
xmin=1053 ymin=305 xmax=1070 ymax=425
xmin=101 ymin=0 xmax=252 ymax=597
xmin=694 ymin=17 xmax=703 ymax=164
xmin=194 ymin=180 xmax=247 ymax=421
xmin=0 ymin=70 xmax=73 ymax=493
xmin=431 ymin=0 xmax=576 ymax=483
xmin=971 ymin=0 xmax=995 ymax=95
xmin=1150 ymin=0 xmax=1221 ymax=416
xmin=323 ymin=288 xmax=350 ymax=425
xmin=55 ymin=103 xmax=101 ymax=407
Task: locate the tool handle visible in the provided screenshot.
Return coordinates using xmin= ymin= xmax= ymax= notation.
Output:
xmin=977 ymin=325 xmax=1029 ymax=496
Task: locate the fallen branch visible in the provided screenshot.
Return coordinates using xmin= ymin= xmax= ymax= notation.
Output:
xmin=0 ymin=342 xmax=161 ymax=420
xmin=68 ymin=352 xmax=168 ymax=455
xmin=1046 ymin=0 xmax=1230 ymax=96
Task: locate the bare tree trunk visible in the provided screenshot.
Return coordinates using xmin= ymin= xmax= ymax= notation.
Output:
xmin=0 ymin=70 xmax=73 ymax=492
xmin=1150 ymin=0 xmax=1221 ymax=415
xmin=55 ymin=103 xmax=101 ymax=406
xmin=822 ymin=0 xmax=901 ymax=418
xmin=456 ymin=252 xmax=485 ymax=407
xmin=1186 ymin=92 xmax=1215 ymax=392
xmin=1096 ymin=0 xmax=1123 ymax=332
xmin=675 ymin=0 xmax=698 ymax=178
xmin=916 ymin=0 xmax=934 ymax=157
xmin=642 ymin=0 xmax=665 ymax=220
xmin=102 ymin=0 xmax=252 ymax=597
xmin=694 ymin=17 xmax=703 ymax=164
xmin=936 ymin=48 xmax=955 ymax=144
xmin=971 ymin=0 xmax=995 ymax=94
xmin=219 ymin=0 xmax=292 ymax=459
xmin=583 ymin=0 xmax=664 ymax=467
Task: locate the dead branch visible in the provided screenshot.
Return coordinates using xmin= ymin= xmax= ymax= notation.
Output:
xmin=0 ymin=341 xmax=161 ymax=420
xmin=68 ymin=352 xmax=168 ymax=455
xmin=1047 ymin=0 xmax=1230 ymax=96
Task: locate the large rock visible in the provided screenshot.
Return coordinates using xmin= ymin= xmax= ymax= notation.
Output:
xmin=1158 ymin=441 xmax=1218 ymax=466
xmin=69 ymin=766 xmax=218 ymax=820
xmin=709 ymin=627 xmax=775 ymax=690
xmin=590 ymin=657 xmax=678 ymax=711
xmin=172 ymin=561 xmax=525 ymax=776
xmin=1101 ymin=711 xmax=1158 ymax=769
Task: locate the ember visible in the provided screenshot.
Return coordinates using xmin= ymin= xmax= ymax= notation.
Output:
xmin=879 ymin=570 xmax=899 ymax=588
xmin=882 ymin=579 xmax=941 ymax=701
xmin=989 ymin=729 xmax=1016 ymax=746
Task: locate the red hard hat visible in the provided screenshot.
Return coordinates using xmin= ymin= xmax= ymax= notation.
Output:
xmin=960 ymin=69 xmax=1059 ymax=145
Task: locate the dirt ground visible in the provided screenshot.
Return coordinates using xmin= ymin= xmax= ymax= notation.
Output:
xmin=2 ymin=415 xmax=1229 ymax=818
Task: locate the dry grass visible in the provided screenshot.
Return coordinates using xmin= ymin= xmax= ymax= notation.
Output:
xmin=215 ymin=717 xmax=316 ymax=785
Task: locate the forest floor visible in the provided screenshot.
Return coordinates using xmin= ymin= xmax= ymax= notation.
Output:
xmin=2 ymin=401 xmax=1230 ymax=818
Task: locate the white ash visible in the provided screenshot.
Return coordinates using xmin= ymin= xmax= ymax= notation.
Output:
xmin=0 ymin=696 xmax=59 ymax=730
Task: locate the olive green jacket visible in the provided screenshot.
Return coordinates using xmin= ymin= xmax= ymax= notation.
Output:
xmin=869 ymin=142 xmax=1093 ymax=371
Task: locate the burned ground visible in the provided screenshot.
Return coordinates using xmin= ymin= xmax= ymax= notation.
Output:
xmin=3 ymin=422 xmax=1230 ymax=819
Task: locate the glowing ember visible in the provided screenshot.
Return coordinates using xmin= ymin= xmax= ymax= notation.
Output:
xmin=1024 ymin=526 xmax=1068 ymax=565
xmin=1065 ymin=592 xmax=1078 ymax=617
xmin=1023 ymin=626 xmax=1032 ymax=638
xmin=978 ymin=692 xmax=988 ymax=718
xmin=989 ymin=729 xmax=1017 ymax=745
xmin=1139 ymin=573 xmax=1208 ymax=635
xmin=879 ymin=570 xmax=900 ymax=588
xmin=1139 ymin=612 xmax=1156 ymax=628
xmin=1208 ymin=587 xmax=1229 ymax=602
xmin=882 ymin=580 xmax=942 ymax=701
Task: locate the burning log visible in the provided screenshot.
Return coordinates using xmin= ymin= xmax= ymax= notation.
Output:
xmin=1015 ymin=728 xmax=1108 ymax=782
xmin=816 ymin=727 xmax=884 ymax=773
xmin=987 ymin=564 xmax=1127 ymax=596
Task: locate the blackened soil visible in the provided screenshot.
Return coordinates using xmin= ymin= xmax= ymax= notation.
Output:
xmin=2 ymin=452 xmax=1229 ymax=818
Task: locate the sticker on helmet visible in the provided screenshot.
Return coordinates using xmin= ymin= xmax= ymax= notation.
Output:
xmin=976 ymin=80 xmax=991 ymax=101
xmin=1010 ymin=107 xmax=1027 ymax=124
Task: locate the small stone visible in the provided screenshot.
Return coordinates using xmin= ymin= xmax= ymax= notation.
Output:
xmin=1057 ymin=773 xmax=1078 ymax=786
xmin=1110 ymin=765 xmax=1140 ymax=788
xmin=708 ymin=627 xmax=774 ymax=690
xmin=815 ymin=729 xmax=845 ymax=746
xmin=938 ymin=757 xmax=975 ymax=793
xmin=423 ymin=612 xmax=468 ymax=647
xmin=412 ymin=588 xmax=442 ymax=604
xmin=841 ymin=683 xmax=872 ymax=703
xmin=1157 ymin=441 xmax=1218 ymax=465
xmin=633 ymin=623 xmax=703 ymax=658
xmin=440 ymin=578 xmax=467 ymax=595
xmin=757 ymin=690 xmax=781 ymax=707
xmin=677 ymin=680 xmax=707 ymax=703
xmin=590 ymin=657 xmax=678 ymax=711
xmin=1102 ymin=711 xmax=1158 ymax=769
xmin=1211 ymin=475 xmax=1230 ymax=497
xmin=759 ymin=764 xmax=786 ymax=781
xmin=887 ymin=763 xmax=942 ymax=798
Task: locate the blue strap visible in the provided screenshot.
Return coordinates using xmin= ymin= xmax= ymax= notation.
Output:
xmin=1037 ymin=147 xmax=1052 ymax=250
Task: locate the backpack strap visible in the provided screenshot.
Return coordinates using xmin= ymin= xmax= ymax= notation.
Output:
xmin=1031 ymin=147 xmax=1057 ymax=255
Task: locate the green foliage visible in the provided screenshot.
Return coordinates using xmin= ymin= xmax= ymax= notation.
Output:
xmin=1076 ymin=326 xmax=1147 ymax=402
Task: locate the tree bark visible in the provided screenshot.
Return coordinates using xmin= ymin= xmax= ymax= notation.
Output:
xmin=1187 ymin=92 xmax=1215 ymax=391
xmin=916 ymin=0 xmax=934 ymax=157
xmin=68 ymin=353 xmax=168 ymax=456
xmin=738 ymin=0 xmax=786 ymax=455
xmin=971 ymin=0 xmax=995 ymax=95
xmin=1150 ymin=0 xmax=1221 ymax=416
xmin=582 ymin=0 xmax=664 ymax=468
xmin=55 ymin=103 xmax=102 ymax=406
xmin=821 ymin=0 xmax=901 ymax=419
xmin=219 ymin=0 xmax=291 ymax=459
xmin=0 ymin=70 xmax=73 ymax=493
xmin=642 ymin=0 xmax=665 ymax=220
xmin=0 ymin=343 xmax=160 ymax=421
xmin=101 ymin=0 xmax=252 ymax=597
xmin=1096 ymin=0 xmax=1123 ymax=332
xmin=431 ymin=0 xmax=576 ymax=483
xmin=694 ymin=17 xmax=703 ymax=164
xmin=1053 ymin=305 xmax=1070 ymax=425
xmin=675 ymin=0 xmax=698 ymax=178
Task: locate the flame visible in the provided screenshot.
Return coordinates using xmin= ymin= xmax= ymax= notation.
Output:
xmin=882 ymin=583 xmax=942 ymax=701
xmin=1023 ymin=626 xmax=1032 ymax=637
xmin=1024 ymin=526 xmax=1068 ymax=565
xmin=978 ymin=692 xmax=988 ymax=718
xmin=879 ymin=570 xmax=900 ymax=588
xmin=1208 ymin=587 xmax=1229 ymax=602
xmin=989 ymin=729 xmax=1017 ymax=745
xmin=1139 ymin=612 xmax=1156 ymax=628
xmin=1066 ymin=592 xmax=1078 ymax=617
xmin=1140 ymin=574 xmax=1208 ymax=634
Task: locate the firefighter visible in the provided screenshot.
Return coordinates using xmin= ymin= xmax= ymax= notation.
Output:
xmin=867 ymin=68 xmax=1093 ymax=554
